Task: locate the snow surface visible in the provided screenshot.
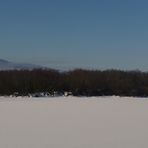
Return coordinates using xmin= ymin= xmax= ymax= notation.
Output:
xmin=0 ymin=96 xmax=148 ymax=148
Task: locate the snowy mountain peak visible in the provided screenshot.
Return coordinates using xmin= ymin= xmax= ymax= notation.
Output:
xmin=0 ymin=59 xmax=10 ymax=64
xmin=0 ymin=59 xmax=43 ymax=70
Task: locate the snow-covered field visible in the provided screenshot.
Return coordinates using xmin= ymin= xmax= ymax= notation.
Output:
xmin=0 ymin=96 xmax=148 ymax=148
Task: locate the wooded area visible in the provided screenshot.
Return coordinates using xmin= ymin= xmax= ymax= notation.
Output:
xmin=0 ymin=69 xmax=148 ymax=97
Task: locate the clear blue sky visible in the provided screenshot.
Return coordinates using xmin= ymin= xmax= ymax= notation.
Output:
xmin=0 ymin=0 xmax=148 ymax=70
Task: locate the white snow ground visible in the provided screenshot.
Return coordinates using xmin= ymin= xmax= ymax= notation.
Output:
xmin=0 ymin=96 xmax=148 ymax=148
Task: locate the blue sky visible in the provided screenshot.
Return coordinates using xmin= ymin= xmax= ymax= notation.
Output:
xmin=0 ymin=0 xmax=148 ymax=70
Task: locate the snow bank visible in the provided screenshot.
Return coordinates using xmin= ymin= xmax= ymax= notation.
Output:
xmin=0 ymin=96 xmax=148 ymax=148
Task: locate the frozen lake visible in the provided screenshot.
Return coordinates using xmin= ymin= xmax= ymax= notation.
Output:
xmin=0 ymin=96 xmax=148 ymax=148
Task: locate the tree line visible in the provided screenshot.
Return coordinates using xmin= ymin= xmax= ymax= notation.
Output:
xmin=0 ymin=69 xmax=148 ymax=97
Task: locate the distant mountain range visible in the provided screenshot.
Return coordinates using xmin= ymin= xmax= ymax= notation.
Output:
xmin=0 ymin=59 xmax=44 ymax=70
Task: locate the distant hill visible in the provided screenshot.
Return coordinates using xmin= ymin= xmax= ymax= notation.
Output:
xmin=0 ymin=59 xmax=43 ymax=70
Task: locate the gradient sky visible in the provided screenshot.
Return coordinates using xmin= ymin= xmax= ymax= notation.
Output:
xmin=0 ymin=0 xmax=148 ymax=70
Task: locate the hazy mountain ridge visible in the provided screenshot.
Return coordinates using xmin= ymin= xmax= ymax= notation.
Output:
xmin=0 ymin=59 xmax=43 ymax=70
